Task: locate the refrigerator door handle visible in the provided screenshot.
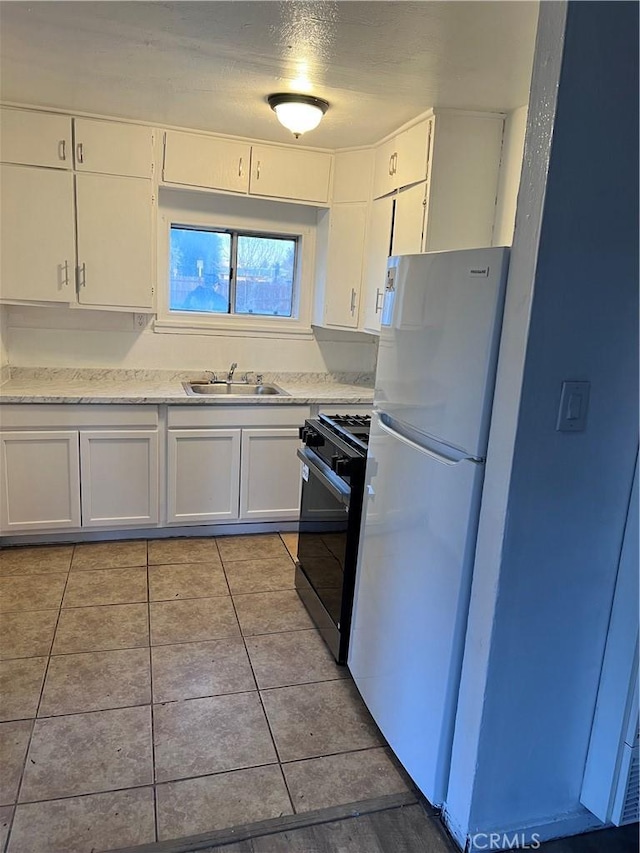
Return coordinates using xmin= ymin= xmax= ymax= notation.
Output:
xmin=375 ymin=411 xmax=482 ymax=466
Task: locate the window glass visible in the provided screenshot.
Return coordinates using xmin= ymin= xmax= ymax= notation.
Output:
xmin=170 ymin=227 xmax=231 ymax=313
xmin=169 ymin=226 xmax=297 ymax=319
xmin=235 ymin=235 xmax=296 ymax=317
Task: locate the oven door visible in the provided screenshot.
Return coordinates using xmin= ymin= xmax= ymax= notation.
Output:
xmin=295 ymin=447 xmax=350 ymax=653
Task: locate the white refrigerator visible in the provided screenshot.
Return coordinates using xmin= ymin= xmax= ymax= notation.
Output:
xmin=348 ymin=247 xmax=510 ymax=806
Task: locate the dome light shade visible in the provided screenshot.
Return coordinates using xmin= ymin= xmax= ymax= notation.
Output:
xmin=267 ymin=93 xmax=329 ymax=138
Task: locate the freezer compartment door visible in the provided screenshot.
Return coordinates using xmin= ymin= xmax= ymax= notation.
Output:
xmin=348 ymin=412 xmax=484 ymax=805
xmin=376 ymin=247 xmax=509 ymax=458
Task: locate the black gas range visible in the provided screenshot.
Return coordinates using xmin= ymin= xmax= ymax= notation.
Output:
xmin=295 ymin=413 xmax=371 ymax=663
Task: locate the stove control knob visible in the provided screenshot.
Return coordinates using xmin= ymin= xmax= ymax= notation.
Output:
xmin=302 ymin=429 xmax=324 ymax=448
xmin=331 ymin=455 xmax=351 ymax=477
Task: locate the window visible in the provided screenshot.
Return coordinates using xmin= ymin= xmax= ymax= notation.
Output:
xmin=169 ymin=226 xmax=297 ymax=318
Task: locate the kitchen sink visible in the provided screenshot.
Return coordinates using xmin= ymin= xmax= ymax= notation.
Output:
xmin=183 ymin=381 xmax=287 ymax=397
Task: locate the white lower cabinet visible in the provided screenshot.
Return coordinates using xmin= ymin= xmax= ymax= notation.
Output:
xmin=167 ymin=429 xmax=241 ymax=524
xmin=0 ymin=431 xmax=81 ymax=531
xmin=80 ymin=430 xmax=159 ymax=527
xmin=240 ymin=429 xmax=302 ymax=521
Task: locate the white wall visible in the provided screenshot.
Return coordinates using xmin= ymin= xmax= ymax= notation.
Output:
xmin=493 ymin=105 xmax=528 ymax=247
xmin=5 ymin=304 xmax=376 ymax=374
xmin=446 ymin=1 xmax=639 ymax=847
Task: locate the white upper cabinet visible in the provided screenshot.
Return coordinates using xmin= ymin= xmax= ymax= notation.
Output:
xmin=322 ymin=202 xmax=367 ymax=329
xmin=424 ymin=112 xmax=504 ymax=251
xmin=74 ymin=119 xmax=154 ymax=178
xmin=250 ymin=145 xmax=332 ymax=204
xmin=360 ymin=195 xmax=394 ymax=334
xmin=392 ymin=181 xmax=428 ymax=256
xmin=372 ymin=118 xmax=431 ymax=199
xmin=332 ymin=149 xmax=374 ymax=203
xmin=76 ymin=173 xmax=154 ymax=309
xmin=0 ymin=164 xmax=76 ymax=303
xmin=163 ymin=130 xmax=250 ymax=193
xmin=0 ymin=108 xmax=72 ymax=169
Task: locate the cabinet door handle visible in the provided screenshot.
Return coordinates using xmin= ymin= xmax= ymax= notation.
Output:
xmin=61 ymin=260 xmax=70 ymax=288
xmin=77 ymin=262 xmax=86 ymax=290
xmin=238 ymin=157 xmax=243 ymax=177
xmin=392 ymin=152 xmax=398 ymax=175
xmin=388 ymin=153 xmax=394 ymax=176
xmin=375 ymin=288 xmax=383 ymax=313
xmin=76 ymin=142 xmax=84 ymax=164
xmin=58 ymin=140 xmax=67 ymax=161
xmin=256 ymin=160 xmax=261 ymax=180
xmin=350 ymin=288 xmax=357 ymax=315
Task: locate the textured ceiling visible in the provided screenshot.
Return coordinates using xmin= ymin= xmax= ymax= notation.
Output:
xmin=0 ymin=1 xmax=539 ymax=149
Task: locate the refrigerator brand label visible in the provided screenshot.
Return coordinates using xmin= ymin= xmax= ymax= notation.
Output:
xmin=469 ymin=266 xmax=490 ymax=277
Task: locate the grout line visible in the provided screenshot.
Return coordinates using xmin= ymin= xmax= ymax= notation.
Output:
xmin=146 ymin=554 xmax=160 ymax=845
xmin=226 ymin=587 xmax=296 ymax=817
xmin=4 ymin=546 xmax=75 ymax=853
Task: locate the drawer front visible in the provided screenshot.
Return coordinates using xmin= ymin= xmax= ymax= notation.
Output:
xmin=167 ymin=405 xmax=310 ymax=429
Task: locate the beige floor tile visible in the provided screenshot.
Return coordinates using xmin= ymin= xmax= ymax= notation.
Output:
xmin=8 ymin=787 xmax=155 ymax=853
xmin=233 ymin=590 xmax=314 ymax=636
xmin=148 ymin=537 xmax=219 ymax=566
xmin=223 ymin=557 xmax=295 ymax=595
xmin=150 ymin=597 xmax=239 ymax=646
xmin=52 ymin=603 xmax=149 ymax=654
xmin=245 ymin=629 xmax=348 ymax=689
xmin=217 ymin=534 xmax=288 ymax=563
xmin=0 ymin=574 xmax=67 ymax=613
xmin=0 ymin=546 xmax=73 ymax=577
xmin=152 ymin=639 xmax=254 ymax=703
xmin=280 ymin=532 xmax=298 ymax=559
xmin=282 ymin=747 xmax=409 ymax=813
xmin=71 ymin=540 xmax=147 ymax=571
xmin=39 ymin=648 xmax=151 ymax=717
xmin=20 ymin=705 xmax=153 ymax=802
xmin=154 ymin=692 xmax=277 ymax=782
xmin=0 ymin=805 xmax=12 ymax=852
xmin=261 ymin=680 xmax=383 ymax=762
xmin=0 ymin=658 xmax=47 ymax=722
xmin=0 ymin=720 xmax=31 ymax=805
xmin=62 ymin=567 xmax=148 ymax=608
xmin=0 ymin=611 xmax=57 ymax=661
xmin=156 ymin=765 xmax=292 ymax=841
xmin=148 ymin=562 xmax=228 ymax=601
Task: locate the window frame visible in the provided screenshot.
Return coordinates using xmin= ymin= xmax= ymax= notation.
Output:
xmin=155 ymin=202 xmax=315 ymax=339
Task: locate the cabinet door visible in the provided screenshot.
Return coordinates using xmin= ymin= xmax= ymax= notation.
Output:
xmin=240 ymin=429 xmax=302 ymax=521
xmin=333 ymin=149 xmax=374 ymax=203
xmin=0 ymin=165 xmax=76 ymax=303
xmin=360 ymin=196 xmax=394 ymax=334
xmin=74 ymin=119 xmax=154 ymax=178
xmin=80 ymin=430 xmax=159 ymax=527
xmin=392 ymin=181 xmax=427 ymax=256
xmin=323 ymin=203 xmax=367 ymax=329
xmin=167 ymin=429 xmax=241 ymax=524
xmin=250 ymin=145 xmax=332 ymax=203
xmin=76 ymin=173 xmax=154 ymax=309
xmin=372 ymin=136 xmax=398 ymax=200
xmin=0 ymin=108 xmax=72 ymax=169
xmin=163 ymin=131 xmax=250 ymax=193
xmin=0 ymin=431 xmax=80 ymax=531
xmin=395 ymin=119 xmax=431 ymax=190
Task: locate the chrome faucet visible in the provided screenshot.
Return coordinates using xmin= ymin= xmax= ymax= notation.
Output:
xmin=227 ymin=362 xmax=238 ymax=383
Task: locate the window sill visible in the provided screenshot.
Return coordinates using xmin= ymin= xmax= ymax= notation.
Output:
xmin=153 ymin=317 xmax=314 ymax=340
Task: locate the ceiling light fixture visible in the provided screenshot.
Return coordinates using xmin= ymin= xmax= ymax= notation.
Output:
xmin=267 ymin=93 xmax=329 ymax=139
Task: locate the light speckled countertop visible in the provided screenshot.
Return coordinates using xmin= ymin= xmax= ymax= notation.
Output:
xmin=0 ymin=368 xmax=375 ymax=406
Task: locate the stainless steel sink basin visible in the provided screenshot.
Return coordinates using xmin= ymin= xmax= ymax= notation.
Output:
xmin=183 ymin=381 xmax=287 ymax=397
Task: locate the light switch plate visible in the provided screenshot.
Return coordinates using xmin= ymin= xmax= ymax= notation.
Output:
xmin=556 ymin=380 xmax=590 ymax=432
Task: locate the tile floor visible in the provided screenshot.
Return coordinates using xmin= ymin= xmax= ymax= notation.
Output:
xmin=0 ymin=534 xmax=410 ymax=853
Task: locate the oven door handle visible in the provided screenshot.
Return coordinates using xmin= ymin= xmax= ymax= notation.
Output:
xmin=297 ymin=447 xmax=351 ymax=506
